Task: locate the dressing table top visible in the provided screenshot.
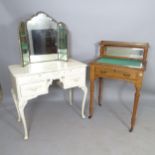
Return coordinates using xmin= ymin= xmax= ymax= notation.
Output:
xmin=9 ymin=59 xmax=87 ymax=77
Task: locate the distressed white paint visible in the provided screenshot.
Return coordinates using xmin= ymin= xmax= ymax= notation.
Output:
xmin=9 ymin=59 xmax=87 ymax=139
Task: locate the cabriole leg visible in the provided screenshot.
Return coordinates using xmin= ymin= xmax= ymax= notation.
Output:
xmin=19 ymin=101 xmax=28 ymax=140
xmin=80 ymin=86 xmax=87 ymax=118
xmin=11 ymin=89 xmax=21 ymax=122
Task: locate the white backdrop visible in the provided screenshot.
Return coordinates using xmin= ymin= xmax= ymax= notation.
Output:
xmin=0 ymin=0 xmax=155 ymax=101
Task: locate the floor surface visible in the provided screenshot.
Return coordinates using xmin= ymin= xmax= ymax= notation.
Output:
xmin=0 ymin=85 xmax=155 ymax=155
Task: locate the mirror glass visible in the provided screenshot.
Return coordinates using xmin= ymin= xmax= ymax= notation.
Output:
xmin=19 ymin=12 xmax=68 ymax=66
xmin=105 ymin=47 xmax=144 ymax=59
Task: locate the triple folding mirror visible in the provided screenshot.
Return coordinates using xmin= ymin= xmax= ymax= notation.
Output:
xmin=19 ymin=12 xmax=68 ymax=66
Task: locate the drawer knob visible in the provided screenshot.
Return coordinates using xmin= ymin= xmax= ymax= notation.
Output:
xmin=47 ymin=79 xmax=50 ymax=82
xmin=139 ymin=73 xmax=143 ymax=77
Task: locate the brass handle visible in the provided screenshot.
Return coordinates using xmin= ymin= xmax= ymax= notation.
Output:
xmin=61 ymin=76 xmax=65 ymax=79
xmin=100 ymin=70 xmax=107 ymax=74
xmin=123 ymin=73 xmax=130 ymax=77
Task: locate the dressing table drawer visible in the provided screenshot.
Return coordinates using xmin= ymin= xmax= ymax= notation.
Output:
xmin=20 ymin=81 xmax=47 ymax=97
xmin=60 ymin=67 xmax=86 ymax=89
xmin=18 ymin=74 xmax=43 ymax=84
xmin=62 ymin=76 xmax=85 ymax=89
xmin=65 ymin=67 xmax=85 ymax=76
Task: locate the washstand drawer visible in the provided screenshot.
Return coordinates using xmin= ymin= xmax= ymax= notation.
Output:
xmin=95 ymin=66 xmax=137 ymax=80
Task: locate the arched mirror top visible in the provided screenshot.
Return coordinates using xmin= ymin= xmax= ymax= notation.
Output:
xmin=27 ymin=12 xmax=58 ymax=30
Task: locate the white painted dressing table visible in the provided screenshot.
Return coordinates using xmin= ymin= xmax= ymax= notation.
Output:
xmin=9 ymin=59 xmax=87 ymax=139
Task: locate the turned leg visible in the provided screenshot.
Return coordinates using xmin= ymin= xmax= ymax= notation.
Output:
xmin=129 ymin=84 xmax=141 ymax=132
xmin=89 ymin=65 xmax=95 ymax=119
xmin=69 ymin=89 xmax=73 ymax=105
xmin=89 ymin=79 xmax=95 ymax=118
xmin=98 ymin=78 xmax=103 ymax=106
xmin=19 ymin=101 xmax=28 ymax=140
xmin=80 ymin=86 xmax=87 ymax=118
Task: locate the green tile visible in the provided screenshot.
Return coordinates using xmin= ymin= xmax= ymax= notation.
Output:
xmin=21 ymin=43 xmax=28 ymax=50
xmin=96 ymin=57 xmax=142 ymax=68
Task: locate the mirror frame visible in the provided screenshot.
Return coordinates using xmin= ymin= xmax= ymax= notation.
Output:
xmin=19 ymin=11 xmax=68 ymax=66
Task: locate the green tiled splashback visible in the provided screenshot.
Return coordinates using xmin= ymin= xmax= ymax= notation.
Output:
xmin=96 ymin=57 xmax=142 ymax=68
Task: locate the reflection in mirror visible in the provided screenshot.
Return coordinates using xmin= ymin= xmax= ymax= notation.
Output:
xmin=105 ymin=47 xmax=144 ymax=59
xmin=32 ymin=29 xmax=57 ymax=54
xmin=19 ymin=12 xmax=68 ymax=66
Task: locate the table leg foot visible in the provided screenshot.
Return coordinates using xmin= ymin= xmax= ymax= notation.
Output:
xmin=82 ymin=115 xmax=86 ymax=119
xmin=129 ymin=127 xmax=133 ymax=132
xmin=88 ymin=115 xmax=92 ymax=119
xmin=24 ymin=136 xmax=28 ymax=140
